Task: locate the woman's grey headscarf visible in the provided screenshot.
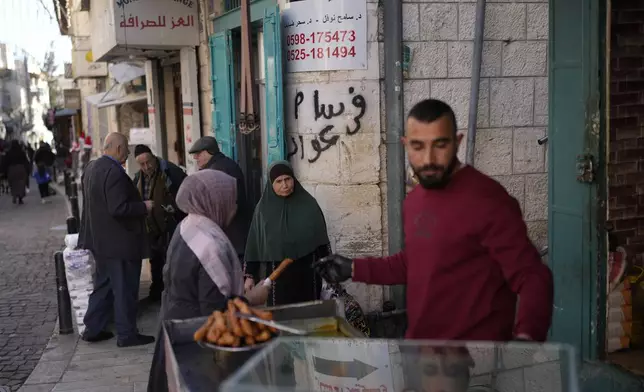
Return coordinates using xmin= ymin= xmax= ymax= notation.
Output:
xmin=176 ymin=169 xmax=237 ymax=226
xmin=176 ymin=170 xmax=243 ymax=297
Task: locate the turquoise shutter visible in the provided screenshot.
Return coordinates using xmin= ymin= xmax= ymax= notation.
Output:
xmin=263 ymin=5 xmax=285 ymax=166
xmin=209 ymin=30 xmax=236 ymax=160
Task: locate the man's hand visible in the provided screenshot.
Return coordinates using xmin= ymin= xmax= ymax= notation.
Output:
xmin=144 ymin=200 xmax=154 ymax=212
xmin=313 ymin=254 xmax=353 ymax=284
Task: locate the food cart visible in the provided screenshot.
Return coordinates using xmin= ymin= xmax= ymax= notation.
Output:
xmin=163 ymin=299 xmax=580 ymax=391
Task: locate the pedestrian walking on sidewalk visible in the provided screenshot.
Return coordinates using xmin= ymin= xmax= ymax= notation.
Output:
xmin=33 ymin=163 xmax=52 ymax=204
xmin=34 ymin=141 xmax=57 ymax=183
xmin=1 ymin=140 xmax=30 ymax=205
xmin=78 ymin=132 xmax=156 ymax=347
xmin=133 ymin=144 xmax=187 ymax=301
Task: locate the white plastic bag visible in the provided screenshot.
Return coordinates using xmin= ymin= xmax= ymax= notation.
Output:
xmin=64 ymin=234 xmax=79 ymax=249
xmin=63 ymin=247 xmax=95 ymax=335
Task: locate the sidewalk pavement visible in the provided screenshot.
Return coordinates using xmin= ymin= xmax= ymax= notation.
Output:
xmin=18 ymin=180 xmax=161 ymax=392
xmin=18 ymin=266 xmax=160 ymax=392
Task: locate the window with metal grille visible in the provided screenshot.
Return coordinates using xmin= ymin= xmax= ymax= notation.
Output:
xmin=81 ymin=0 xmax=90 ymax=11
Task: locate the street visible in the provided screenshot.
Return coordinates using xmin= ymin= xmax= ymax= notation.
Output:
xmin=0 ymin=184 xmax=68 ymax=391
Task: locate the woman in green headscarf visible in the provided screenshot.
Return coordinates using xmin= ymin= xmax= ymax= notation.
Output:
xmin=244 ymin=160 xmax=331 ymax=305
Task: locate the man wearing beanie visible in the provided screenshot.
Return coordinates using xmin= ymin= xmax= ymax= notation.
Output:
xmin=133 ymin=144 xmax=187 ymax=300
xmin=189 ymin=136 xmax=250 ymax=262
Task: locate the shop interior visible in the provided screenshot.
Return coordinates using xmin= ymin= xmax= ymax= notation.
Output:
xmin=604 ymin=0 xmax=644 ymax=376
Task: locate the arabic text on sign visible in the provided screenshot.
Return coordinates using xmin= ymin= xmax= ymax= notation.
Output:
xmin=281 ymin=0 xmax=367 ymax=72
xmin=282 ymin=12 xmax=364 ymax=28
xmin=287 ymin=46 xmax=356 ymax=62
xmin=119 ymin=14 xmax=195 ymax=30
xmin=286 ymin=30 xmax=356 ymax=46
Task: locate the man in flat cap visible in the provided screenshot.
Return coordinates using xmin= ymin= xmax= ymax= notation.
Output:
xmin=133 ymin=144 xmax=187 ymax=300
xmin=189 ymin=136 xmax=250 ymax=264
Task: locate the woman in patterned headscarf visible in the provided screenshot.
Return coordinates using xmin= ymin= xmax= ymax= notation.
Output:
xmin=147 ymin=170 xmax=270 ymax=392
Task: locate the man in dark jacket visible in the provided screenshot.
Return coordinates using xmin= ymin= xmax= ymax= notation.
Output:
xmin=189 ymin=136 xmax=250 ymax=261
xmin=133 ymin=144 xmax=187 ymax=300
xmin=78 ymin=132 xmax=155 ymax=347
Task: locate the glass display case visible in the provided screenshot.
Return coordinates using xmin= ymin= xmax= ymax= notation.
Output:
xmin=220 ymin=338 xmax=580 ymax=392
xmin=163 ymin=300 xmax=368 ymax=391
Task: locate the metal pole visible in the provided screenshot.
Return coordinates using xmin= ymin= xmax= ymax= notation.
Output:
xmin=69 ymin=182 xmax=80 ymax=220
xmin=384 ymin=0 xmax=406 ymax=310
xmin=465 ymin=0 xmax=487 ymax=165
xmin=64 ymin=170 xmax=71 ymax=197
xmin=54 ymin=251 xmax=74 ymax=335
xmin=66 ymin=216 xmax=78 ymax=234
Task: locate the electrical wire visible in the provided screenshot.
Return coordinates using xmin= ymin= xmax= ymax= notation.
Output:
xmin=36 ymin=0 xmax=55 ymax=21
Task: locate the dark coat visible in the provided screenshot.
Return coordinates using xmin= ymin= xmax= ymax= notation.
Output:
xmin=34 ymin=146 xmax=56 ymax=166
xmin=78 ymin=156 xmax=149 ymax=261
xmin=204 ymin=153 xmax=250 ymax=257
xmin=147 ymin=224 xmax=229 ymax=392
xmin=133 ymin=158 xmax=187 ymax=242
xmin=132 ymin=158 xmax=186 ymax=202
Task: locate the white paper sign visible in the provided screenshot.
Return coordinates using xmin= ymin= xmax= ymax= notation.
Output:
xmin=305 ymin=340 xmax=394 ymax=392
xmin=282 ymin=0 xmax=367 ymax=73
xmin=129 ymin=127 xmax=156 ymax=148
xmin=113 ymin=0 xmax=199 ymax=48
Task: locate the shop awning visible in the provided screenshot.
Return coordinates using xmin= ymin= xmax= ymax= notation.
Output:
xmin=85 ymin=84 xmax=147 ymax=109
xmin=54 ymin=108 xmax=78 ymax=117
xmin=95 ymin=93 xmax=146 ymax=108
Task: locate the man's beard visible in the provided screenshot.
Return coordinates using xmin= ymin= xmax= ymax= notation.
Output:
xmin=412 ymin=156 xmax=459 ymax=189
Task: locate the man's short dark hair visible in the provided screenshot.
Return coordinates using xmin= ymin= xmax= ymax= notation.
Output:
xmin=407 ymin=99 xmax=458 ymax=135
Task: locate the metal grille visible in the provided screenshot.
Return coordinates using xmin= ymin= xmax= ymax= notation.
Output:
xmin=225 ymin=0 xmax=241 ymax=11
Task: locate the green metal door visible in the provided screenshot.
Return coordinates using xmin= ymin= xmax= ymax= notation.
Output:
xmin=548 ymin=0 xmax=605 ymax=360
xmin=210 ymin=30 xmax=237 ymax=160
xmin=263 ymin=4 xmax=285 ymax=166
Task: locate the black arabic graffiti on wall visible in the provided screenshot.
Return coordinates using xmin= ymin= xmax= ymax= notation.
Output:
xmin=288 ymin=87 xmax=366 ymax=163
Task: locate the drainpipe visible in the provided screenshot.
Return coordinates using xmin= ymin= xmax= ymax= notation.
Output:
xmin=466 ymin=0 xmax=487 ymax=165
xmin=384 ymin=0 xmax=406 ymax=309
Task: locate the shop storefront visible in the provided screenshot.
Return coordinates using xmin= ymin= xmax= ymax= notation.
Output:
xmin=89 ymin=0 xmax=202 ymax=171
xmin=210 ymin=0 xmax=283 ymax=205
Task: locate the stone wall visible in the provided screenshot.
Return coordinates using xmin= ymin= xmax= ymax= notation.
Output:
xmin=400 ymin=0 xmax=550 ymax=249
xmin=199 ymin=0 xmax=550 ymax=312
xmin=285 ymin=0 xmax=385 ymax=312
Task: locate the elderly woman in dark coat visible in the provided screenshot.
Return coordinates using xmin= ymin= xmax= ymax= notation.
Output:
xmin=244 ymin=161 xmax=331 ymax=306
xmin=1 ymin=140 xmax=30 ymax=204
xmin=147 ymin=169 xmax=270 ymax=392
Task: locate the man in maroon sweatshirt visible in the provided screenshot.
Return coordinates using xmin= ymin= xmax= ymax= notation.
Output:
xmin=315 ymin=99 xmax=554 ymax=342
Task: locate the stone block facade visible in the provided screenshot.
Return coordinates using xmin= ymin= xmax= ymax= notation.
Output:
xmin=399 ymin=0 xmax=549 ymax=250
xmin=284 ymin=0 xmax=385 ymax=312
xmin=199 ymin=0 xmax=550 ymax=311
